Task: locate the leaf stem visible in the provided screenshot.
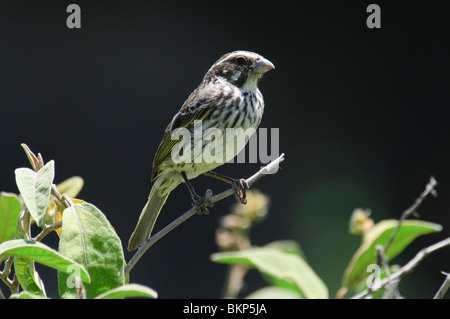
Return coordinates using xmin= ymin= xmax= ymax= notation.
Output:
xmin=32 ymin=221 xmax=63 ymax=242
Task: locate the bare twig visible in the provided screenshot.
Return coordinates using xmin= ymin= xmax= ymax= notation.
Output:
xmin=366 ymin=176 xmax=437 ymax=297
xmin=374 ymin=245 xmax=401 ymax=298
xmin=384 ymin=176 xmax=438 ymax=254
xmin=366 ymin=176 xmax=439 ymax=298
xmin=51 ymin=185 xmax=73 ymax=210
xmin=125 ymin=154 xmax=285 ymax=276
xmin=32 ymin=221 xmax=63 ymax=242
xmin=376 ymin=245 xmax=391 ymax=279
xmin=1 ymin=256 xmax=14 ymax=279
xmin=0 ymin=256 xmax=19 ymax=294
xmin=353 ymin=236 xmax=450 ymax=299
xmin=434 ymin=271 xmax=450 ymax=299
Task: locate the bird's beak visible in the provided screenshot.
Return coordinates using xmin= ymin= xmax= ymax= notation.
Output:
xmin=253 ymin=57 xmax=275 ymax=74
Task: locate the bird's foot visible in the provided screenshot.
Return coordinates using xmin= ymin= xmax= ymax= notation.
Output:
xmin=232 ymin=178 xmax=249 ymax=205
xmin=192 ymin=189 xmax=214 ymax=215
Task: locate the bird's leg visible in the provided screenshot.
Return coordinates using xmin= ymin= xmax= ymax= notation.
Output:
xmin=204 ymin=171 xmax=249 ymax=205
xmin=181 ymin=172 xmax=213 ymax=215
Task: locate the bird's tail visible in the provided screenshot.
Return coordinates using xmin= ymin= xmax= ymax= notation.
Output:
xmin=127 ymin=185 xmax=169 ymax=251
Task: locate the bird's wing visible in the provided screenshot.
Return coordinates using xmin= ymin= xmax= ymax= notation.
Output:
xmin=151 ymin=97 xmax=216 ymax=181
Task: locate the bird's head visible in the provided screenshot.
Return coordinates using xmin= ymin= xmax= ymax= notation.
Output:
xmin=207 ymin=51 xmax=275 ymax=91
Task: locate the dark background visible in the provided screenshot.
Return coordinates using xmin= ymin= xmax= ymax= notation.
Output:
xmin=0 ymin=1 xmax=449 ymax=298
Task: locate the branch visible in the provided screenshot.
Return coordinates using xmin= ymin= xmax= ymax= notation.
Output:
xmin=384 ymin=176 xmax=438 ymax=254
xmin=0 ymin=256 xmax=19 ymax=294
xmin=365 ymin=176 xmax=439 ymax=298
xmin=353 ymin=236 xmax=450 ymax=299
xmin=434 ymin=271 xmax=450 ymax=299
xmin=32 ymin=221 xmax=63 ymax=242
xmin=125 ymin=153 xmax=285 ymax=276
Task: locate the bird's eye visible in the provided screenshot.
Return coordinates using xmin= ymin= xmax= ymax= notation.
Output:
xmin=235 ymin=57 xmax=246 ymax=65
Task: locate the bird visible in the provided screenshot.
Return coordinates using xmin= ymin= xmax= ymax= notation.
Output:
xmin=127 ymin=50 xmax=274 ymax=251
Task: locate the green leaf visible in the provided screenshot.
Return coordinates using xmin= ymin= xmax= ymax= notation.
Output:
xmin=94 ymin=284 xmax=158 ymax=299
xmin=211 ymin=247 xmax=328 ymax=299
xmin=9 ymin=291 xmax=48 ymax=299
xmin=0 ymin=192 xmax=22 ymax=244
xmin=15 ymin=161 xmax=55 ymax=226
xmin=342 ymin=219 xmax=442 ymax=290
xmin=0 ymin=239 xmax=90 ymax=283
xmin=14 ymin=257 xmax=47 ymax=297
xmin=56 ymin=176 xmax=84 ymax=198
xmin=11 ymin=209 xmax=47 ymax=296
xmin=245 ymin=286 xmax=304 ymax=299
xmin=263 ymin=240 xmax=306 ymax=259
xmin=57 ymin=203 xmax=124 ymax=299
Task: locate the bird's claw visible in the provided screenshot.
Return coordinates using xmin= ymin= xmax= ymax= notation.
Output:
xmin=233 ymin=178 xmax=249 ymax=205
xmin=192 ymin=189 xmax=214 ymax=215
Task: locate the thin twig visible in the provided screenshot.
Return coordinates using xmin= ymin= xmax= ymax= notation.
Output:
xmin=376 ymin=245 xmax=391 ymax=279
xmin=125 ymin=154 xmax=285 ymax=276
xmin=384 ymin=176 xmax=438 ymax=254
xmin=51 ymin=185 xmax=73 ymax=210
xmin=353 ymin=236 xmax=450 ymax=299
xmin=374 ymin=245 xmax=399 ymax=298
xmin=32 ymin=221 xmax=63 ymax=242
xmin=1 ymin=256 xmax=14 ymax=279
xmin=368 ymin=176 xmax=439 ymax=298
xmin=434 ymin=271 xmax=450 ymax=299
xmin=0 ymin=256 xmax=19 ymax=294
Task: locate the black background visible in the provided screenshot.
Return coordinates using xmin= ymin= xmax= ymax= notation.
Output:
xmin=0 ymin=1 xmax=449 ymax=298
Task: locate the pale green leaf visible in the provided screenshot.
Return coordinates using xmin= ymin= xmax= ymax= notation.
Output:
xmin=245 ymin=286 xmax=304 ymax=299
xmin=56 ymin=176 xmax=84 ymax=198
xmin=95 ymin=284 xmax=158 ymax=299
xmin=211 ymin=247 xmax=328 ymax=299
xmin=15 ymin=161 xmax=55 ymax=226
xmin=263 ymin=240 xmax=306 ymax=259
xmin=0 ymin=239 xmax=90 ymax=283
xmin=9 ymin=291 xmax=48 ymax=299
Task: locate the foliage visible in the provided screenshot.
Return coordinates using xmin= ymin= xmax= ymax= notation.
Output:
xmin=0 ymin=145 xmax=156 ymax=299
xmin=212 ymin=244 xmax=328 ymax=298
xmin=209 ymin=185 xmax=445 ymax=299
xmin=342 ymin=219 xmax=441 ymax=292
xmin=0 ymin=145 xmax=447 ymax=299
